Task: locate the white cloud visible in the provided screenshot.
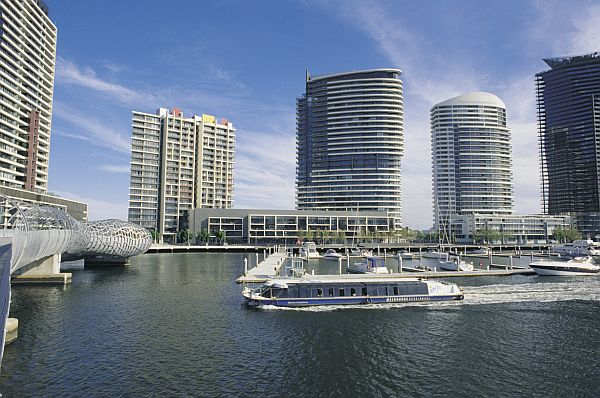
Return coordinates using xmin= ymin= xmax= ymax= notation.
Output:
xmin=233 ymin=129 xmax=296 ymax=209
xmin=53 ymin=190 xmax=127 ymax=221
xmin=53 ymin=102 xmax=130 ymax=154
xmin=99 ymin=164 xmax=130 ymax=174
xmin=55 ymin=57 xmax=152 ymax=106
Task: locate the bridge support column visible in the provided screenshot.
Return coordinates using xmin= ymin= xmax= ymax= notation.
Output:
xmin=11 ymin=254 xmax=72 ymax=285
xmin=4 ymin=318 xmax=17 ymax=345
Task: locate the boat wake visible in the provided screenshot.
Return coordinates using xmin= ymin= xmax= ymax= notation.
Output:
xmin=255 ymin=278 xmax=600 ymax=312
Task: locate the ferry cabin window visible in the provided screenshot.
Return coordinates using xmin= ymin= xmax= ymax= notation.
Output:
xmin=393 ymin=286 xmax=399 ymax=295
xmin=263 ymin=288 xmax=272 ymax=298
xmin=339 ymin=288 xmax=345 ymax=297
xmin=316 ymin=288 xmax=323 ymax=297
xmin=350 ymin=288 xmax=356 ymax=296
xmin=384 ymin=287 xmax=389 ymax=296
xmin=362 ymin=287 xmax=368 ymax=296
xmin=328 ymin=288 xmax=334 ymax=297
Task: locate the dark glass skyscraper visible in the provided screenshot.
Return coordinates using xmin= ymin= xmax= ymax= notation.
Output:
xmin=536 ymin=52 xmax=600 ymax=235
xmin=296 ymin=69 xmax=404 ymax=228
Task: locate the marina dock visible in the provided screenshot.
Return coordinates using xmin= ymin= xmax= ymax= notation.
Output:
xmin=237 ymin=248 xmax=287 ymax=283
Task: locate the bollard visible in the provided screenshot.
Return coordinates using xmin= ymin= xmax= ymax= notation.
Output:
xmin=399 ymin=255 xmax=403 ymax=273
xmin=263 ymin=249 xmax=266 ymax=259
xmin=255 ymin=252 xmax=259 ymax=266
xmin=338 ymin=257 xmax=342 ymax=275
xmin=244 ymin=257 xmax=248 ymax=276
xmin=312 ymin=268 xmax=315 ymax=275
xmin=347 ymin=254 xmax=350 ymax=270
xmin=377 ymin=245 xmax=380 ymax=256
xmin=384 ymin=248 xmax=387 ymax=259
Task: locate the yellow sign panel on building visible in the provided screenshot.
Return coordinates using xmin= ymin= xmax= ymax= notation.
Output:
xmin=202 ymin=114 xmax=216 ymax=124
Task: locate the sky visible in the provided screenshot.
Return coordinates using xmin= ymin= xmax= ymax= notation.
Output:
xmin=44 ymin=0 xmax=600 ymax=228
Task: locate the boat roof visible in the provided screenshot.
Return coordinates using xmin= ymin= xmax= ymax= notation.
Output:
xmin=262 ymin=275 xmax=423 ymax=285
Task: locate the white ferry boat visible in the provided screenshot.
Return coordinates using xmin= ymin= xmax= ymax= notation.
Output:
xmin=242 ymin=276 xmax=464 ymax=307
xmin=347 ymin=256 xmax=389 ymax=274
xmin=529 ymin=256 xmax=600 ymax=276
xmin=299 ymin=242 xmax=320 ymax=259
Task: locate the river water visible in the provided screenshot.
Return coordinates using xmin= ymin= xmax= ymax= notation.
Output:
xmin=0 ymin=252 xmax=599 ymax=397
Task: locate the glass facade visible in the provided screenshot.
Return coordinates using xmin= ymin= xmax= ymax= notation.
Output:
xmin=536 ymin=53 xmax=600 ymax=216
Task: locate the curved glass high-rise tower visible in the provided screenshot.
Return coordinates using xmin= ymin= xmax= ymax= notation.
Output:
xmin=296 ymin=69 xmax=404 ymax=228
xmin=431 ymin=92 xmax=513 ymax=231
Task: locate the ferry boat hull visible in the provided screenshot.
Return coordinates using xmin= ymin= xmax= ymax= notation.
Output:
xmin=244 ymin=294 xmax=464 ymax=308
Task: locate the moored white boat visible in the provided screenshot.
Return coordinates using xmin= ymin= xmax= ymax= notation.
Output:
xmin=422 ymin=250 xmax=444 ymax=259
xmin=399 ymin=250 xmax=416 ymax=259
xmin=438 ymin=255 xmax=474 ymax=272
xmin=299 ymin=242 xmax=320 ymax=259
xmin=322 ymin=249 xmax=342 ymax=260
xmin=242 ymin=275 xmax=464 ymax=307
xmin=347 ymin=256 xmax=389 ymax=274
xmin=551 ymin=240 xmax=600 ymax=258
xmin=529 ymin=256 xmax=600 ymax=276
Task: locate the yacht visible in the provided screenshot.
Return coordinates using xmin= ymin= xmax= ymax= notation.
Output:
xmin=348 ymin=247 xmax=373 ymax=257
xmin=529 ymin=256 xmax=600 ymax=276
xmin=438 ymin=254 xmax=474 ymax=272
xmin=242 ymin=276 xmax=464 ymax=307
xmin=422 ymin=250 xmax=444 ymax=259
xmin=399 ymin=250 xmax=416 ymax=260
xmin=322 ymin=249 xmax=343 ymax=260
xmin=551 ymin=240 xmax=600 ymax=258
xmin=299 ymin=242 xmax=320 ymax=259
xmin=347 ymin=256 xmax=389 ymax=274
xmin=471 ymin=247 xmax=489 ymax=255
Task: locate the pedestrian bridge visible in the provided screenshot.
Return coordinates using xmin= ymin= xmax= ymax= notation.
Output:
xmin=0 ymin=196 xmax=152 ymax=368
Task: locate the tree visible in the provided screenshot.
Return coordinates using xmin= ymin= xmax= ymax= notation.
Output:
xmin=177 ymin=229 xmax=191 ymax=245
xmin=149 ymin=229 xmax=159 ymax=243
xmin=215 ymin=230 xmax=226 ymax=245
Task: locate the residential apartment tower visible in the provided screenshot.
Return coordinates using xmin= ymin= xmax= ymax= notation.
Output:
xmin=431 ymin=92 xmax=513 ymax=237
xmin=0 ymin=0 xmax=56 ymax=192
xmin=128 ymin=108 xmax=235 ymax=242
xmin=536 ymin=52 xmax=600 ymax=236
xmin=296 ymin=69 xmax=404 ymax=229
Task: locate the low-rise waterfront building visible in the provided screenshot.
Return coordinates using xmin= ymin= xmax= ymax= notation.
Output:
xmin=188 ymin=208 xmax=393 ymax=245
xmin=0 ymin=186 xmax=87 ymax=223
xmin=450 ymin=214 xmax=571 ymax=244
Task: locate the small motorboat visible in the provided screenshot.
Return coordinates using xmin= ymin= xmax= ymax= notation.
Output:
xmin=347 ymin=256 xmax=389 ymax=274
xmin=529 ymin=256 xmax=600 ymax=276
xmin=438 ymin=254 xmax=474 ymax=272
xmin=399 ymin=250 xmax=416 ymax=259
xmin=322 ymin=249 xmax=342 ymax=260
xmin=299 ymin=242 xmax=320 ymax=259
xmin=422 ymin=250 xmax=444 ymax=259
xmin=348 ymin=248 xmax=373 ymax=257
